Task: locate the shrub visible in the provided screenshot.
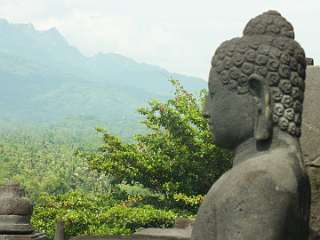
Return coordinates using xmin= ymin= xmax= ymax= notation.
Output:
xmin=32 ymin=191 xmax=178 ymax=239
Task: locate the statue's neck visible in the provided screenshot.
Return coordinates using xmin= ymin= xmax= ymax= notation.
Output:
xmin=233 ymin=127 xmax=301 ymax=166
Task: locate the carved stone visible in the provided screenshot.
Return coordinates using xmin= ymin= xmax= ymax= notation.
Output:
xmin=134 ymin=227 xmax=191 ymax=240
xmin=0 ymin=184 xmax=47 ymax=240
xmin=0 ymin=184 xmax=33 ymax=234
xmin=191 ymin=11 xmax=310 ymax=239
xmin=54 ymin=220 xmax=65 ymax=240
xmin=301 ymin=66 xmax=320 ymax=233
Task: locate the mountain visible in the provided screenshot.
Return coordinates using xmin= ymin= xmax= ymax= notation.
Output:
xmin=0 ymin=19 xmax=206 ymax=136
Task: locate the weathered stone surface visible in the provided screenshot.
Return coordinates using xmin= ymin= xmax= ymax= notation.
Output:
xmin=53 ymin=220 xmax=65 ymax=240
xmin=0 ymin=184 xmax=33 ymax=234
xmin=191 ymin=10 xmax=310 ymax=240
xmin=174 ymin=218 xmax=193 ymax=229
xmin=134 ymin=227 xmax=191 ymax=240
xmin=0 ymin=184 xmax=48 ymax=240
xmin=71 ymin=237 xmax=131 ymax=240
xmin=0 ymin=233 xmax=47 ymax=240
xmin=0 ymin=216 xmax=31 ymax=225
xmin=0 ymin=225 xmax=33 ymax=235
xmin=0 ymin=184 xmax=32 ymax=216
xmin=301 ymin=66 xmax=320 ymax=233
xmin=0 ymin=199 xmax=33 ymax=216
xmin=302 ymin=66 xmax=320 ymax=164
xmin=71 ymin=223 xmax=192 ymax=240
xmin=71 ymin=234 xmax=190 ymax=240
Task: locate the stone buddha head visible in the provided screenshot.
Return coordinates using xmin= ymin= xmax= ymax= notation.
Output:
xmin=206 ymin=10 xmax=306 ymax=150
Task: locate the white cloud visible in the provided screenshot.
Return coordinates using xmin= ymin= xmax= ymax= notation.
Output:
xmin=0 ymin=0 xmax=319 ymax=79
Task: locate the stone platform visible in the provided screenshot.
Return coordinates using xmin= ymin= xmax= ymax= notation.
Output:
xmin=0 ymin=233 xmax=47 ymax=240
xmin=71 ymin=226 xmax=191 ymax=240
xmin=133 ymin=227 xmax=191 ymax=240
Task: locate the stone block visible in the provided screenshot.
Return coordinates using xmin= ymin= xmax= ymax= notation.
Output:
xmin=0 ymin=233 xmax=47 ymax=240
xmin=301 ymin=66 xmax=320 ymax=164
xmin=133 ymin=227 xmax=191 ymax=240
xmin=302 ymin=66 xmax=320 ymax=233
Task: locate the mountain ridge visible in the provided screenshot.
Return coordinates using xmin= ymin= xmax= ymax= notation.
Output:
xmin=0 ymin=19 xmax=206 ymax=136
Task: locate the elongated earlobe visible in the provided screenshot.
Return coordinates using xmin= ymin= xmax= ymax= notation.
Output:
xmin=255 ymin=92 xmax=272 ymax=140
xmin=249 ymin=74 xmax=272 ymax=141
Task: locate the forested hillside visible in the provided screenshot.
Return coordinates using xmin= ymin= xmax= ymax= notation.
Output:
xmin=0 ymin=18 xmax=206 ymax=136
xmin=0 ymin=82 xmax=231 ymax=239
xmin=0 ymin=19 xmax=228 ymax=239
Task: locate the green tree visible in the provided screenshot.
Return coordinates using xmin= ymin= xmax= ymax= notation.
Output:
xmin=83 ymin=80 xmax=232 ymax=199
xmin=0 ymin=126 xmax=110 ymax=199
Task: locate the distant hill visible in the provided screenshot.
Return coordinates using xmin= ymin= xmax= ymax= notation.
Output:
xmin=0 ymin=19 xmax=206 ymax=136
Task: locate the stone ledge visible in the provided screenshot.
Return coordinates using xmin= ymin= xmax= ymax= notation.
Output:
xmin=134 ymin=227 xmax=191 ymax=240
xmin=71 ymin=229 xmax=192 ymax=240
xmin=0 ymin=233 xmax=47 ymax=240
xmin=0 ymin=224 xmax=33 ymax=234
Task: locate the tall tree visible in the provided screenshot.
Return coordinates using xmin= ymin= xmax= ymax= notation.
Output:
xmin=83 ymin=80 xmax=232 ymax=197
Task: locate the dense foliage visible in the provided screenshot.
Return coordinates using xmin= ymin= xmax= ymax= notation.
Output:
xmin=0 ymin=126 xmax=181 ymax=238
xmin=0 ymin=125 xmax=108 ymax=198
xmin=32 ymin=191 xmax=177 ymax=239
xmin=0 ymin=81 xmax=232 ymax=238
xmin=82 ymin=80 xmax=232 ymax=201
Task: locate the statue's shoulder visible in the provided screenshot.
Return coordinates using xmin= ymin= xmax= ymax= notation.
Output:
xmin=207 ymin=152 xmax=300 ymax=203
xmin=235 ymin=149 xmax=304 ymax=190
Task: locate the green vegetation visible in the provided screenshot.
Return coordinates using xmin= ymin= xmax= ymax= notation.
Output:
xmin=0 ymin=81 xmax=231 ymax=238
xmin=0 ymin=123 xmax=108 ymax=198
xmin=0 ymin=16 xmax=227 ymax=240
xmin=32 ymin=191 xmax=177 ymax=239
xmin=82 ymin=80 xmax=231 ymax=198
xmin=0 ymin=19 xmax=206 ymax=137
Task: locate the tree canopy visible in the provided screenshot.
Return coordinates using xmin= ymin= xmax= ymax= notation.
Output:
xmin=83 ymin=80 xmax=232 ymax=198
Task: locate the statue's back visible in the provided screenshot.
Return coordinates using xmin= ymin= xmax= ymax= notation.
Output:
xmin=192 ymin=144 xmax=310 ymax=240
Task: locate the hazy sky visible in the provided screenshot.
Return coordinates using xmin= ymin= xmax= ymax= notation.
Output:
xmin=0 ymin=0 xmax=319 ymax=79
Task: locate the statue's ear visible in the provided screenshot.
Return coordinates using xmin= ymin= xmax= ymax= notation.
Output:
xmin=249 ymin=74 xmax=272 ymax=141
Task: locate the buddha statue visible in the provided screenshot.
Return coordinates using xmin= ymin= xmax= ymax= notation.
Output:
xmin=191 ymin=11 xmax=310 ymax=240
